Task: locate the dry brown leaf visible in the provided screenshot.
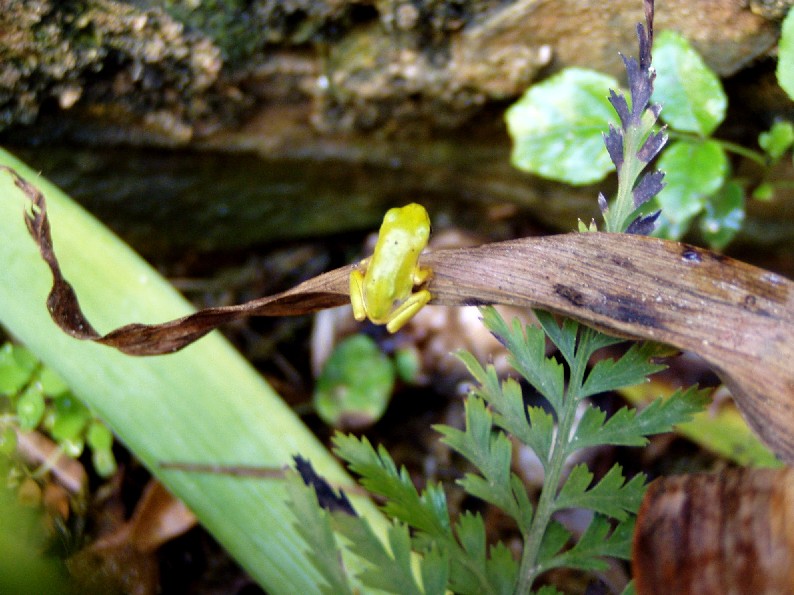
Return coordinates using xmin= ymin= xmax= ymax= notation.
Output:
xmin=6 ymin=166 xmax=794 ymax=462
xmin=633 ymin=468 xmax=794 ymax=594
xmin=70 ymin=478 xmax=196 ymax=595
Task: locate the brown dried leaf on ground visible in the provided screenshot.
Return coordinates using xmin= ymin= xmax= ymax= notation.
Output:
xmin=69 ymin=478 xmax=196 ymax=595
xmin=633 ymin=467 xmax=794 ymax=594
xmin=5 ymin=166 xmax=794 ymax=462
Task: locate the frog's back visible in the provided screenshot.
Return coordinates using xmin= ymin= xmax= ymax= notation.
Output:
xmin=364 ymin=204 xmax=430 ymax=319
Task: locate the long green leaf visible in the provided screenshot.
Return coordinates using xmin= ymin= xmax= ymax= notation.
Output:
xmin=0 ymin=148 xmax=386 ymax=592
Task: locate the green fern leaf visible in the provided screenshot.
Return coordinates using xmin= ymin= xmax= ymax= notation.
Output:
xmin=284 ymin=473 xmax=354 ymax=595
xmin=569 ymin=386 xmax=710 ymax=454
xmin=333 ymin=515 xmax=423 ymax=595
xmin=333 ymin=433 xmax=451 ymax=537
xmin=554 ymin=464 xmax=646 ymax=521
xmin=580 ymin=342 xmax=667 ymax=398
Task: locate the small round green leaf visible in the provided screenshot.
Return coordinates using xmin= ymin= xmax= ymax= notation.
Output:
xmin=393 ymin=347 xmax=421 ymax=383
xmin=313 ymin=335 xmax=395 ymax=430
xmin=92 ymin=448 xmax=118 ymax=478
xmin=86 ymin=420 xmax=114 ymax=451
xmin=700 ymin=181 xmax=745 ymax=250
xmin=759 ymin=121 xmax=794 ymax=160
xmin=506 ymin=68 xmax=618 ymax=185
xmin=652 ymin=31 xmax=726 ymax=136
xmin=654 ymin=139 xmax=728 ymax=239
xmin=0 ymin=343 xmax=36 ymax=395
xmin=778 ymin=8 xmax=794 ymax=101
xmin=752 ymin=182 xmax=775 ymax=202
xmin=16 ymin=388 xmax=45 ymax=430
xmin=50 ymin=395 xmax=90 ymax=442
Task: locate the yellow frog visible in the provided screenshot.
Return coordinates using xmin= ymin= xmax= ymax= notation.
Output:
xmin=349 ymin=203 xmax=432 ymax=333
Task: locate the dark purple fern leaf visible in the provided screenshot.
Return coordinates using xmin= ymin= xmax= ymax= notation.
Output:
xmin=604 ymin=124 xmax=625 ymax=170
xmin=636 ymin=127 xmax=668 ymax=163
xmin=633 ymin=171 xmax=665 ymax=208
xmin=626 ymin=210 xmax=661 ymax=235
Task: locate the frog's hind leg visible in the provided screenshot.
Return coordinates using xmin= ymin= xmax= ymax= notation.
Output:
xmin=385 ymin=289 xmax=432 ymax=333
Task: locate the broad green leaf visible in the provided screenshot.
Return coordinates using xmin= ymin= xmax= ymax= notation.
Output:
xmin=759 ymin=121 xmax=794 ymax=160
xmin=752 ymin=182 xmax=775 ymax=202
xmin=313 ymin=334 xmax=395 ymax=428
xmin=0 ymin=149 xmax=387 ymax=592
xmin=653 ymin=139 xmax=728 ymax=238
xmin=778 ymin=8 xmax=794 ymax=100
xmin=50 ymin=394 xmax=91 ymax=442
xmin=652 ymin=30 xmax=727 ymax=135
xmin=700 ymin=181 xmax=745 ymax=250
xmin=506 ymin=68 xmax=618 ymax=185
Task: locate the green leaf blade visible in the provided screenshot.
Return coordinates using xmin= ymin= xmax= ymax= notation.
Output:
xmin=759 ymin=121 xmax=794 ymax=160
xmin=699 ymin=181 xmax=745 ymax=250
xmin=652 ymin=30 xmax=727 ymax=135
xmin=653 ymin=139 xmax=728 ymax=239
xmin=506 ymin=68 xmax=618 ymax=185
xmin=777 ymin=8 xmax=794 ymax=101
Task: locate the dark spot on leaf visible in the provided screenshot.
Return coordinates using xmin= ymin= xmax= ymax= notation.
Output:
xmin=740 ymin=294 xmax=771 ymax=317
xmin=596 ymin=294 xmax=663 ymax=329
xmin=609 ymin=255 xmax=635 ymax=270
xmin=681 ymin=247 xmax=702 ymax=263
xmin=293 ymin=455 xmax=356 ymax=516
xmin=554 ymin=284 xmax=587 ymax=307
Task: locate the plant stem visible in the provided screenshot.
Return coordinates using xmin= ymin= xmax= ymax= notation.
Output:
xmin=514 ymin=326 xmax=593 ymax=592
xmin=666 ymin=130 xmax=767 ymax=166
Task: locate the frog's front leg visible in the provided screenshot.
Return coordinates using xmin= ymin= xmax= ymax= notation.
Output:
xmin=412 ymin=265 xmax=432 ymax=286
xmin=349 ymin=267 xmax=368 ymax=322
xmin=385 ymin=289 xmax=432 ymax=333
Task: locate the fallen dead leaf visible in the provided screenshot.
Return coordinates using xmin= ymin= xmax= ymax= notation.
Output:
xmin=4 ymin=166 xmax=794 ymax=463
xmin=633 ymin=467 xmax=794 ymax=594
